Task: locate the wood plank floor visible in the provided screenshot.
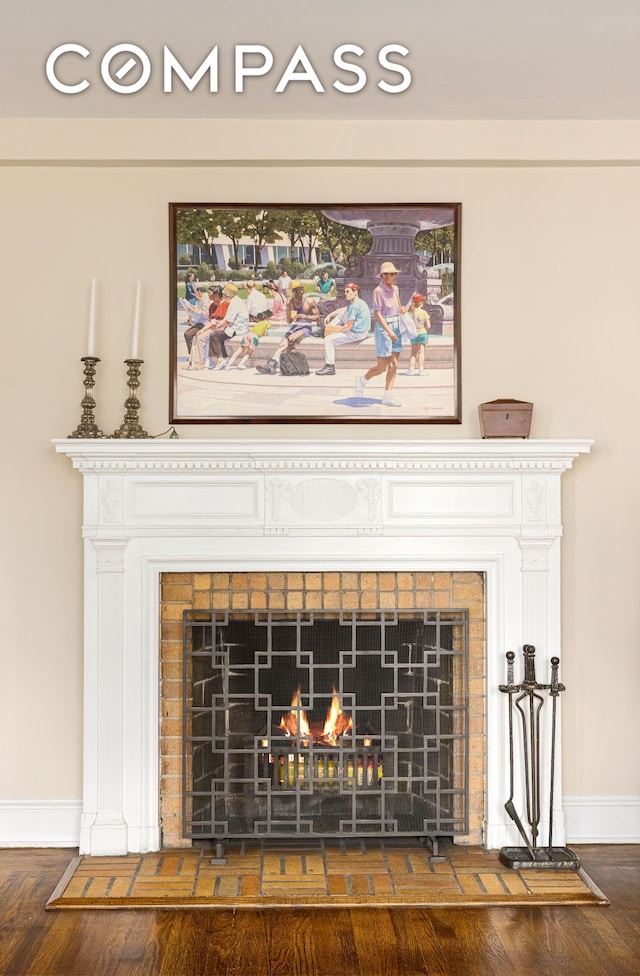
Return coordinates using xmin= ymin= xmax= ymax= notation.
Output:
xmin=0 ymin=845 xmax=638 ymax=976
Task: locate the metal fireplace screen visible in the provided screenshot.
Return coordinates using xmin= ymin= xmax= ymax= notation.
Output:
xmin=182 ymin=610 xmax=469 ymax=842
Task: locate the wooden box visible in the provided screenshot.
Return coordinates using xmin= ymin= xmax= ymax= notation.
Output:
xmin=479 ymin=399 xmax=533 ymax=438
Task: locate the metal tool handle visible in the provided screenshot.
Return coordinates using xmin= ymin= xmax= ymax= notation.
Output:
xmin=506 ymin=650 xmax=515 ymax=686
xmin=549 ymin=656 xmax=565 ymax=696
xmin=523 ymin=644 xmax=537 ymax=686
xmin=499 ymin=651 xmax=516 ymax=693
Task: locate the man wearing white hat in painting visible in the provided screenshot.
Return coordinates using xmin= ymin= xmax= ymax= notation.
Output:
xmin=355 ymin=261 xmax=406 ymax=407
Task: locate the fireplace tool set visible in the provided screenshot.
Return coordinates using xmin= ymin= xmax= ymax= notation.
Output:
xmin=499 ymin=644 xmax=579 ymax=869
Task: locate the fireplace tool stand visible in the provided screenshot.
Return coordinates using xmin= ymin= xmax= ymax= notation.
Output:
xmin=499 ymin=644 xmax=579 ymax=870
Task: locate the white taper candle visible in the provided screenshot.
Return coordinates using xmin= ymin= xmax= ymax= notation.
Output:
xmin=87 ymin=277 xmax=96 ymax=356
xmin=131 ymin=280 xmax=141 ymax=359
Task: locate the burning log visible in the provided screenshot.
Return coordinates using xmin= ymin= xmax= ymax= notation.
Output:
xmin=273 ymin=687 xmax=383 ymax=791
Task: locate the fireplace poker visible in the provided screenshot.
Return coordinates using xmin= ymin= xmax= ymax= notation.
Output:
xmin=547 ymin=656 xmax=564 ymax=851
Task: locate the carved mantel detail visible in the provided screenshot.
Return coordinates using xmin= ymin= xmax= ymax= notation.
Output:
xmin=518 ymin=539 xmax=554 ymax=572
xmin=94 ymin=540 xmax=127 ymax=573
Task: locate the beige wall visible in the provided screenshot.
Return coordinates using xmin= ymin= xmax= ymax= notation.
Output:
xmin=1 ymin=119 xmax=639 ymax=807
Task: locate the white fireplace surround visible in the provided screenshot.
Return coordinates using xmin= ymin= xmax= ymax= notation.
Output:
xmin=55 ymin=437 xmax=591 ymax=857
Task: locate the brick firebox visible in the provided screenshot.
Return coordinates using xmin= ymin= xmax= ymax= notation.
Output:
xmin=159 ymin=570 xmax=486 ymax=848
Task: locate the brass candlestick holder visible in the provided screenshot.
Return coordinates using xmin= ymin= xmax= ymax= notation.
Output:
xmin=112 ymin=358 xmax=149 ymax=439
xmin=69 ymin=356 xmax=105 ymax=438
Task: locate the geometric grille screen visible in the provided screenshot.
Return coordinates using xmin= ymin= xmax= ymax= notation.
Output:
xmin=182 ymin=609 xmax=468 ymax=842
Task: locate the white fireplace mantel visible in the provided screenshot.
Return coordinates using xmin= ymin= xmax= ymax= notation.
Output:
xmin=54 ymin=437 xmax=592 ymax=856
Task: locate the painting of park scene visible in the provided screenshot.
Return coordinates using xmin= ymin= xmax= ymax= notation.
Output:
xmin=170 ymin=203 xmax=460 ymax=424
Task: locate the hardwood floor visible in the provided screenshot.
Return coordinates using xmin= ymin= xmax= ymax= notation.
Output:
xmin=0 ymin=846 xmax=638 ymax=976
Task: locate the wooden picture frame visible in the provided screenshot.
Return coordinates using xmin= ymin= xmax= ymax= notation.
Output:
xmin=170 ymin=203 xmax=461 ymax=424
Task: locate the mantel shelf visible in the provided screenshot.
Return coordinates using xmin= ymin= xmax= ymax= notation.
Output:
xmin=54 ymin=437 xmax=593 ymax=471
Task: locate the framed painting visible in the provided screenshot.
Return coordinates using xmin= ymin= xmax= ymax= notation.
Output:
xmin=169 ymin=203 xmax=461 ymax=424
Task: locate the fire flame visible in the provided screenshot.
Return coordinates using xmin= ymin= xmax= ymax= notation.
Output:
xmin=278 ymin=688 xmax=311 ymax=739
xmin=278 ymin=687 xmax=352 ymax=745
xmin=323 ymin=691 xmax=353 ymax=745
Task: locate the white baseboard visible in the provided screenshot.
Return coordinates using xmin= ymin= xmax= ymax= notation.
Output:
xmin=564 ymin=795 xmax=640 ymax=843
xmin=0 ymin=800 xmax=81 ymax=847
xmin=0 ymin=796 xmax=638 ymax=847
